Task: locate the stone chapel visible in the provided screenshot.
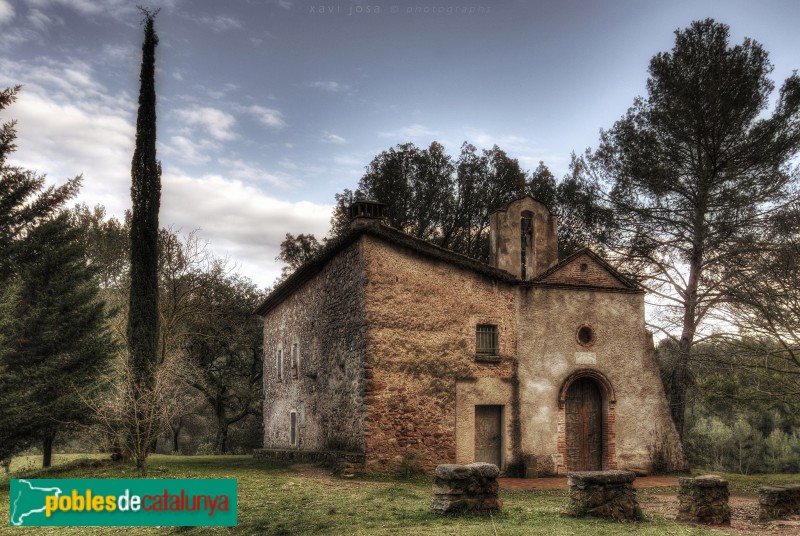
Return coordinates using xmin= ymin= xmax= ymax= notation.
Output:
xmin=256 ymin=196 xmax=683 ymax=475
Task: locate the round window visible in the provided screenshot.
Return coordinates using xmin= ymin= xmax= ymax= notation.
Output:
xmin=577 ymin=325 xmax=595 ymax=346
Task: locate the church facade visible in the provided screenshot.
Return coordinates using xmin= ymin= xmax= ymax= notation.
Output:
xmin=257 ymin=196 xmax=683 ymax=475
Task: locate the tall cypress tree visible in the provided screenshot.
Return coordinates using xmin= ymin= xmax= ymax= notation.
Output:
xmin=127 ymin=8 xmax=161 ymax=473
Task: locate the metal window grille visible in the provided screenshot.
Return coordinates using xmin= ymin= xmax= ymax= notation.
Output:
xmin=476 ymin=325 xmax=498 ymax=355
xmin=277 ymin=349 xmax=283 ymax=380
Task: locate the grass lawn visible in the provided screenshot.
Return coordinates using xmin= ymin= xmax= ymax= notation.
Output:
xmin=1 ymin=454 xmax=795 ymax=535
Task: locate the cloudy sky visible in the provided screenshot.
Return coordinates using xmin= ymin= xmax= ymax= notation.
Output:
xmin=1 ymin=0 xmax=798 ymax=288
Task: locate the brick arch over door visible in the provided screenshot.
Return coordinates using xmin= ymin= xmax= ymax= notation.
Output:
xmin=556 ymin=369 xmax=617 ymax=474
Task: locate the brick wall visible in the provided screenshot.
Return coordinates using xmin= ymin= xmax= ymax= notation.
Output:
xmin=538 ymin=252 xmax=627 ymax=288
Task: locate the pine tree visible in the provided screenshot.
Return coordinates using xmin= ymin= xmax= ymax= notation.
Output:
xmin=5 ymin=215 xmax=116 ymax=467
xmin=0 ymin=86 xmax=81 ymax=461
xmin=126 ymin=8 xmax=161 ymax=474
xmin=591 ymin=19 xmax=800 ymax=438
xmin=0 ymin=86 xmax=80 ymax=281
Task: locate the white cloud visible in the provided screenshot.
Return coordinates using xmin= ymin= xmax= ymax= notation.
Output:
xmin=308 ymin=81 xmax=350 ymax=93
xmin=192 ymin=14 xmax=242 ymax=32
xmin=0 ymin=0 xmax=15 ymax=25
xmin=322 ymin=132 xmax=346 ymax=144
xmin=218 ymin=157 xmax=293 ymax=188
xmin=247 ymin=105 xmax=286 ymax=129
xmin=27 ymin=8 xmax=53 ymax=31
xmin=0 ymin=83 xmax=135 ymax=218
xmin=174 ymin=106 xmax=237 ymax=141
xmin=161 ymin=169 xmax=333 ymax=288
xmin=23 ymin=0 xmax=180 ymax=21
xmin=278 ymin=158 xmax=298 ymax=170
xmin=97 ymin=43 xmax=136 ymax=65
xmin=1 ymin=57 xmax=110 ymax=99
xmin=464 ymin=129 xmax=529 ymax=152
xmin=277 ymin=0 xmax=293 ymax=10
xmin=378 ymin=123 xmax=439 ymax=140
xmin=159 ymin=135 xmax=217 ymax=165
xmin=462 ymin=128 xmax=570 ymax=175
xmin=332 ymin=154 xmax=364 ymax=167
xmin=0 ymin=55 xmax=327 ymax=290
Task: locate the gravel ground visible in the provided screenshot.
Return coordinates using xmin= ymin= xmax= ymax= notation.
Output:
xmin=638 ymin=492 xmax=800 ymax=535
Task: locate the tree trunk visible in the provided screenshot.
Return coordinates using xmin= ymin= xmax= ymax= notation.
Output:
xmin=136 ymin=456 xmax=147 ymax=476
xmin=214 ymin=422 xmax=228 ymax=455
xmin=42 ymin=431 xmax=56 ymax=468
xmin=171 ymin=418 xmax=183 ymax=453
xmin=669 ymin=245 xmax=702 ymax=440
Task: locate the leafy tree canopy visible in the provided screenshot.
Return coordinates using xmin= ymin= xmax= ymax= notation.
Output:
xmin=277 ymin=141 xmax=609 ymax=278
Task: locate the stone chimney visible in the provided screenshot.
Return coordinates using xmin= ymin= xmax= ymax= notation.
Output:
xmin=349 ymin=199 xmax=386 ymax=229
xmin=489 ymin=196 xmax=558 ymax=280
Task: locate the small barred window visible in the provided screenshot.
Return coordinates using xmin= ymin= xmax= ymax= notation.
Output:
xmin=476 ymin=325 xmax=499 ymax=355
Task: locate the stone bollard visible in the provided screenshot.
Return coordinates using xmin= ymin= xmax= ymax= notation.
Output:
xmin=565 ymin=470 xmax=641 ymax=522
xmin=431 ymin=463 xmax=502 ymax=515
xmin=758 ymin=484 xmax=800 ymax=520
xmin=677 ymin=475 xmax=731 ymax=525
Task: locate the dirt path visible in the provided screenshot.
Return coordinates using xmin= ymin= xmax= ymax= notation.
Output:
xmin=638 ymin=492 xmax=800 ymax=535
xmin=498 ymin=475 xmax=680 ymax=490
xmin=499 ymin=477 xmax=800 ymax=535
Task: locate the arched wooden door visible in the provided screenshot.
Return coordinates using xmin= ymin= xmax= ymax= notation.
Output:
xmin=565 ymin=378 xmax=603 ymax=471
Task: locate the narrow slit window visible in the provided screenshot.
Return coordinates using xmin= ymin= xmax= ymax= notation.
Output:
xmin=476 ymin=325 xmax=499 ymax=355
xmin=276 ymin=349 xmax=283 ymax=381
xmin=291 ymin=343 xmax=298 ymax=377
xmin=290 ymin=411 xmax=297 ymax=446
xmin=521 ymin=212 xmax=534 ymax=279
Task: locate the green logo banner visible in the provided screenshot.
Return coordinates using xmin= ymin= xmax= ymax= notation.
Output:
xmin=9 ymin=478 xmax=237 ymax=526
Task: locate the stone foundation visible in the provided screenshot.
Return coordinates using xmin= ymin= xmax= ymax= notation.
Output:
xmin=677 ymin=475 xmax=731 ymax=525
xmin=253 ymin=448 xmax=365 ymax=476
xmin=758 ymin=484 xmax=800 ymax=520
xmin=565 ymin=470 xmax=640 ymax=522
xmin=431 ymin=463 xmax=502 ymax=515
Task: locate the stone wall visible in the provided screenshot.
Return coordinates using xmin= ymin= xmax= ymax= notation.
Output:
xmin=259 ymin=201 xmax=683 ymax=477
xmin=431 ymin=463 xmax=502 ymax=514
xmin=566 ymin=470 xmax=641 ymax=521
xmin=677 ymin=475 xmax=731 ymax=525
xmin=362 ymin=235 xmax=517 ymax=474
xmin=759 ymin=484 xmax=800 ymax=520
xmin=516 ymin=283 xmax=683 ymax=474
xmin=489 ymin=196 xmax=558 ymax=280
xmin=262 ymin=241 xmax=367 ymax=454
